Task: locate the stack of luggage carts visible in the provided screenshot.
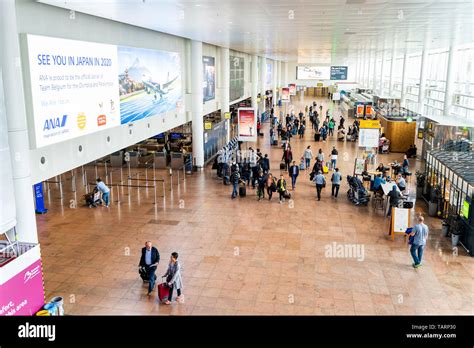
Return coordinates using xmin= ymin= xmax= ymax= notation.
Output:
xmin=346 ymin=175 xmax=370 ymax=206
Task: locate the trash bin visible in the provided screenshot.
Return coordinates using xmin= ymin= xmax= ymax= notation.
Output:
xmin=50 ymin=296 xmax=64 ymax=316
xmin=428 ymin=201 xmax=437 ymax=217
xmin=441 ymin=222 xmax=449 ymax=237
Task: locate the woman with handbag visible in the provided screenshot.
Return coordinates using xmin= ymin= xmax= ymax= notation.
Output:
xmin=276 ymin=174 xmax=287 ymax=204
xmin=163 ymin=252 xmax=183 ymax=305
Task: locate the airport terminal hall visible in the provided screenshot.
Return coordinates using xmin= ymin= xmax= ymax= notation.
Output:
xmin=1 ymin=0 xmax=474 ymax=338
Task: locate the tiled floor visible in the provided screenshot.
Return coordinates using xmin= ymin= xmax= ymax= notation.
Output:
xmin=38 ymin=97 xmax=474 ymax=315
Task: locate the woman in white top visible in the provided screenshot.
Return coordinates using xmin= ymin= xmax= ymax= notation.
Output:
xmin=316 ymin=148 xmax=325 ymax=164
xmin=304 ymin=146 xmax=313 ymax=170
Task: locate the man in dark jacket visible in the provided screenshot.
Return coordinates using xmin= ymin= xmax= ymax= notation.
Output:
xmin=261 ymin=154 xmax=270 ymax=174
xmin=289 ymin=161 xmax=299 ymax=190
xmin=230 ymin=169 xmax=240 ymax=199
xmin=139 ymin=241 xmax=160 ymax=296
xmin=282 ymin=148 xmax=293 ymax=172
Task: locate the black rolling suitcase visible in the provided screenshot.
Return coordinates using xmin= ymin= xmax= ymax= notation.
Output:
xmin=280 ymin=161 xmax=286 ymax=170
xmin=272 ymin=139 xmax=278 ymax=146
xmin=239 ymin=185 xmax=246 ymax=197
xmin=314 ymin=133 xmax=321 ymax=142
xmin=139 ymin=266 xmax=149 ymax=282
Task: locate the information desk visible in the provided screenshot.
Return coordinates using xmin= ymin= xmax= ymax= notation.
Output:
xmin=378 ymin=114 xmax=417 ymax=153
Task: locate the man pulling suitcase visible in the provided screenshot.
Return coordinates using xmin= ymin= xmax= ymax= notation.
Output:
xmin=139 ymin=241 xmax=160 ymax=296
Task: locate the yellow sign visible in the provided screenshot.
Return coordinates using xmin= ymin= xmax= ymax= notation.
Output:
xmin=359 ymin=120 xmax=381 ymax=129
xmin=77 ymin=112 xmax=86 ymax=130
xmin=317 ymin=82 xmax=323 ymax=87
xmin=264 ymin=95 xmax=268 ymax=99
xmin=224 ymin=112 xmax=231 ymax=119
xmin=204 ymin=122 xmax=212 ymax=130
xmin=257 ymin=97 xmax=261 ymax=103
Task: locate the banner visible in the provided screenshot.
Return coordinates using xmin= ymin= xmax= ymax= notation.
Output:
xmin=356 ymin=104 xmax=364 ymax=117
xmin=288 ymin=84 xmax=296 ymax=96
xmin=297 ymin=66 xmax=330 ymax=80
xmin=24 ymin=34 xmax=182 ymax=148
xmin=203 ymin=56 xmax=216 ymax=102
xmin=33 ymin=183 xmax=47 ymax=214
xmin=365 ymin=104 xmax=373 ymax=117
xmin=359 ymin=128 xmax=380 ymax=148
xmin=281 ymin=87 xmax=290 ymax=102
xmin=237 ymin=108 xmax=256 ymax=142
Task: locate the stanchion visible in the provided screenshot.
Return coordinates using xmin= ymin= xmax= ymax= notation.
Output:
xmin=169 ymin=168 xmax=173 ymax=192
xmin=95 ymin=163 xmax=98 ymax=180
xmin=58 ymin=175 xmax=63 ymax=200
xmin=71 ymin=171 xmax=76 ymax=193
xmin=153 ymin=181 xmax=157 ymax=205
xmin=120 ymin=166 xmax=124 ymax=184
xmin=104 ymin=162 xmax=108 ymax=183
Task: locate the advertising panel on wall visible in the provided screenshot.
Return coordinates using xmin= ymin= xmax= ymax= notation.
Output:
xmin=288 ymin=84 xmax=296 ymax=96
xmin=359 ymin=128 xmax=380 ymax=148
xmin=23 ymin=34 xmax=182 ymax=149
xmin=281 ymin=87 xmax=290 ymax=102
xmin=237 ymin=108 xmax=257 ymax=142
xmin=25 ymin=35 xmax=121 ymax=148
xmin=230 ymin=55 xmax=244 ymax=101
xmin=296 ymin=66 xmax=330 ymax=80
xmin=203 ymin=56 xmax=216 ymax=102
xmin=266 ymin=62 xmax=272 ymax=87
xmin=330 ymin=66 xmax=348 ymax=80
xmin=118 ymin=46 xmax=182 ymax=124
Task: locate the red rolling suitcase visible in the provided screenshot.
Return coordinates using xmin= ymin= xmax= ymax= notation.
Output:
xmin=158 ymin=278 xmax=170 ymax=302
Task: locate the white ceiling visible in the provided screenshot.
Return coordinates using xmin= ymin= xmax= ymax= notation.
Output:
xmin=38 ymin=0 xmax=474 ymax=63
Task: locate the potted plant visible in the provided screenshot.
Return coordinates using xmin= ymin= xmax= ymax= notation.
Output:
xmin=415 ymin=171 xmax=425 ymax=199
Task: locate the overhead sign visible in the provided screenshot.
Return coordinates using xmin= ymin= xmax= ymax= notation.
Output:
xmin=24 ymin=34 xmax=182 ymax=148
xmin=359 ymin=120 xmax=381 ymax=129
xmin=297 ymin=66 xmax=330 ymax=80
xmin=330 ymin=66 xmax=348 ymax=80
xmin=237 ymin=108 xmax=257 ymax=142
xmin=224 ymin=112 xmax=231 ymax=119
xmin=204 ymin=122 xmax=212 ymax=130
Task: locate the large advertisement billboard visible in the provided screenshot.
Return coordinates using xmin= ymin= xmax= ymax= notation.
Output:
xmin=230 ymin=55 xmax=244 ymax=102
xmin=237 ymin=108 xmax=257 ymax=142
xmin=24 ymin=34 xmax=182 ymax=148
xmin=330 ymin=66 xmax=348 ymax=80
xmin=288 ymin=84 xmax=296 ymax=96
xmin=281 ymin=87 xmax=290 ymax=102
xmin=203 ymin=56 xmax=216 ymax=102
xmin=296 ymin=66 xmax=330 ymax=80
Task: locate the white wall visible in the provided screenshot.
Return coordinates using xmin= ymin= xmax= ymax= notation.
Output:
xmin=286 ymin=61 xmax=356 ymax=87
xmin=15 ymin=0 xmax=240 ymax=183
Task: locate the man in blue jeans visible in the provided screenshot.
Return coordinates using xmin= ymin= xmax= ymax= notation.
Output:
xmin=330 ymin=146 xmax=338 ymax=171
xmin=289 ymin=161 xmax=299 ymax=190
xmin=408 ymin=215 xmax=429 ymax=268
xmin=139 ymin=241 xmax=160 ymax=296
xmin=96 ymin=178 xmax=110 ymax=207
xmin=230 ymin=169 xmax=240 ymax=199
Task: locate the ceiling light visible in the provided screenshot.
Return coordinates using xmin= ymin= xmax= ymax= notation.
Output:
xmin=195 ymin=3 xmax=201 ymax=6
xmin=397 ymin=9 xmax=404 ymax=20
xmin=228 ymin=21 xmax=233 ymax=24
xmin=358 ymin=9 xmax=363 ymax=15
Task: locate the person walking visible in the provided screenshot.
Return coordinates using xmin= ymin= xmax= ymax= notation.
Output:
xmin=331 ymin=168 xmax=342 ymax=198
xmin=230 ymin=168 xmax=240 ymax=199
xmin=96 ymin=178 xmax=110 ymax=207
xmin=139 ymin=241 xmax=160 ymax=296
xmin=328 ymin=118 xmax=335 ymax=136
xmin=304 ymin=146 xmax=313 ymax=169
xmin=316 ymin=148 xmax=325 ymax=165
xmin=313 ymin=170 xmax=326 ymax=201
xmin=408 ymin=215 xmax=429 ymax=268
xmin=289 ymin=161 xmax=299 ymax=190
xmin=163 ymin=252 xmax=183 ymax=304
xmin=261 ymin=154 xmax=270 ymax=175
xmin=257 ymin=171 xmax=266 ymax=201
xmin=330 ymin=146 xmax=338 ymax=170
xmin=282 ymin=147 xmax=293 ymax=172
xmin=276 ymin=174 xmax=287 ymax=204
xmin=266 ymin=173 xmax=276 ymax=201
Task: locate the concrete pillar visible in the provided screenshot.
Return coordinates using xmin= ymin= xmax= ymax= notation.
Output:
xmin=379 ymin=45 xmax=385 ymax=94
xmin=400 ymin=52 xmax=408 ymax=106
xmin=0 ymin=0 xmax=38 ymax=243
xmin=372 ymin=47 xmax=378 ymax=92
xmin=251 ymin=54 xmax=258 ymax=111
xmin=443 ymin=45 xmax=456 ymax=116
xmin=418 ymin=46 xmax=429 ymax=115
xmin=388 ymin=45 xmax=396 ymax=96
xmin=191 ymin=40 xmax=204 ymax=168
xmin=220 ymin=47 xmax=230 ymax=142
xmin=272 ymin=60 xmax=277 ymax=106
xmin=260 ymin=56 xmax=266 ymax=116
xmin=283 ymin=61 xmax=288 ymax=87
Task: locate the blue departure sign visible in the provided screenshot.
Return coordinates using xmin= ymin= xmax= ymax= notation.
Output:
xmin=330 ymin=66 xmax=348 ymax=80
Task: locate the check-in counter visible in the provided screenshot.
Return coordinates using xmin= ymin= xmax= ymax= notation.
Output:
xmin=110 ymin=151 xmax=123 ymax=167
xmin=154 ymin=151 xmax=167 ymax=169
xmin=170 ymin=151 xmax=184 ymax=169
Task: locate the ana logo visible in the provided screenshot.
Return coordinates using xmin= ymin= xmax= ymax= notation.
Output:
xmin=43 ymin=115 xmax=67 ymax=131
xmin=77 ymin=112 xmax=86 ymax=130
xmin=24 ymin=265 xmax=41 ymax=284
xmin=97 ymin=114 xmax=106 ymax=126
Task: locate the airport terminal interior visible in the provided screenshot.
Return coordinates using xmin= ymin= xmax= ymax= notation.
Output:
xmin=1 ymin=0 xmax=474 ymax=317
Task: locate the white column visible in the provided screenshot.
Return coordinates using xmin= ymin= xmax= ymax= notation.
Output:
xmin=284 ymin=61 xmax=288 ymax=87
xmin=277 ymin=60 xmax=282 ymax=88
xmin=379 ymin=45 xmax=385 ymax=94
xmin=372 ymin=46 xmax=378 ymax=92
xmin=191 ymin=40 xmax=204 ymax=168
xmin=0 ymin=0 xmax=38 ymax=243
xmin=443 ymin=45 xmax=456 ymax=116
xmin=220 ymin=47 xmax=230 ymax=142
xmin=388 ymin=45 xmax=396 ymax=96
xmin=272 ymin=60 xmax=278 ymax=106
xmin=251 ymin=54 xmax=258 ymax=111
xmin=260 ymin=56 xmax=266 ymax=116
xmin=418 ymin=47 xmax=428 ymax=114
xmin=400 ymin=52 xmax=408 ymax=106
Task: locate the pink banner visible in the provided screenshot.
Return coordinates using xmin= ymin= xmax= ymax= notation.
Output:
xmin=0 ymin=259 xmax=45 ymax=316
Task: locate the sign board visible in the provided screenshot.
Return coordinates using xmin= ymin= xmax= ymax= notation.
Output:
xmin=317 ymin=82 xmax=324 ymax=87
xmin=381 ymin=182 xmax=401 ymax=195
xmin=391 ymin=207 xmax=411 ymax=240
xmin=332 ymin=92 xmax=341 ymax=101
xmin=354 ymin=158 xmax=365 ymax=175
xmin=365 ymin=104 xmax=373 ymax=116
xmin=359 ymin=120 xmax=381 ymax=129
xmin=34 ymin=183 xmax=47 ymax=214
xmin=288 ymin=84 xmax=296 ymax=96
xmin=356 ymin=104 xmax=364 ymax=117
xmin=359 ymin=128 xmax=380 ymax=148
xmin=203 ymin=56 xmax=216 ymax=102
xmin=204 ymin=122 xmax=212 ymax=130
xmin=330 ymin=66 xmax=348 ymax=80
xmin=224 ymin=112 xmax=231 ymax=120
xmin=237 ymin=108 xmax=257 ymax=142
